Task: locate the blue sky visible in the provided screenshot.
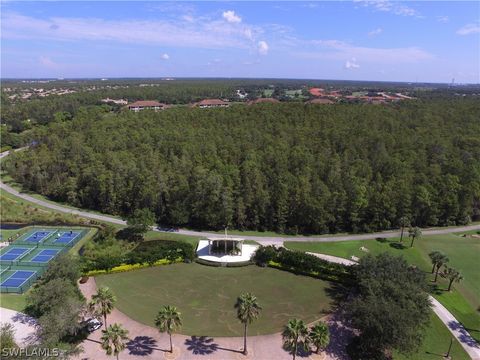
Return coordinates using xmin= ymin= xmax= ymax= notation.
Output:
xmin=1 ymin=1 xmax=479 ymax=83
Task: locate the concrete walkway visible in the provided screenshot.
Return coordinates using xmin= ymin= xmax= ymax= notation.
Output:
xmin=429 ymin=297 xmax=480 ymax=360
xmin=306 ymin=251 xmax=480 ymax=360
xmin=0 ymin=307 xmax=38 ymax=346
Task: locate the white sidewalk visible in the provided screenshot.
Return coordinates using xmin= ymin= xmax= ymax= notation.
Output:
xmin=0 ymin=307 xmax=38 ymax=345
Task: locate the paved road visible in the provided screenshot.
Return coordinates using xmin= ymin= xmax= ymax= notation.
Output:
xmin=2 ymin=149 xmax=480 ymax=244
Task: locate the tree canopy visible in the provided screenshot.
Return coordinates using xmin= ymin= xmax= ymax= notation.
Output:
xmin=6 ymin=99 xmax=480 ymax=234
xmin=345 ymin=253 xmax=431 ymax=359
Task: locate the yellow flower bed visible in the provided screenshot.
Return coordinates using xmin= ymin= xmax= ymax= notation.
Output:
xmin=85 ymin=258 xmax=181 ymax=276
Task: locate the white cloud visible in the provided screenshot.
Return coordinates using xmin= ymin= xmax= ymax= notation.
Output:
xmin=345 ymin=58 xmax=360 ymax=70
xmin=368 ymin=28 xmax=383 ymax=36
xmin=436 ymin=16 xmax=449 ymax=23
xmin=298 ymin=39 xmax=433 ymax=64
xmin=39 ymin=56 xmax=57 ymax=68
xmin=354 ymin=0 xmax=420 ymax=17
xmin=456 ymin=23 xmax=480 ymax=35
xmin=222 ymin=10 xmax=241 ymax=24
xmin=161 ymin=53 xmax=170 ymax=60
xmin=1 ymin=12 xmax=262 ymax=50
xmin=258 ymin=41 xmax=269 ymax=55
xmin=182 ymin=15 xmax=194 ymax=23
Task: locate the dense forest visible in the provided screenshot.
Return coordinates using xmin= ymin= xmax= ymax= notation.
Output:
xmin=4 ymin=99 xmax=480 ymax=234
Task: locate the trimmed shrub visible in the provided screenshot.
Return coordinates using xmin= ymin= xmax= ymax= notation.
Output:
xmin=126 ymin=240 xmax=195 ymax=265
xmin=85 ymin=258 xmax=177 ymax=276
xmin=253 ymin=246 xmax=352 ymax=283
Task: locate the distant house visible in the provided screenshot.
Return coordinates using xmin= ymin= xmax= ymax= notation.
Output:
xmin=248 ymin=98 xmax=280 ymax=105
xmin=307 ymin=98 xmax=334 ymax=105
xmin=102 ymin=98 xmax=128 ymax=105
xmin=195 ymin=99 xmax=230 ymax=108
xmin=309 ymin=88 xmax=325 ymax=96
xmin=127 ymin=100 xmax=166 ymax=112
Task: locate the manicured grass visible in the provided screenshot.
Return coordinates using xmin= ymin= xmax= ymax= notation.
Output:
xmin=395 ymin=312 xmax=469 ymax=360
xmin=96 ymin=263 xmax=334 ymax=336
xmin=285 ymin=233 xmax=480 ymax=342
xmin=0 ymin=293 xmax=27 ymax=312
xmin=286 ymin=238 xmax=431 ymax=270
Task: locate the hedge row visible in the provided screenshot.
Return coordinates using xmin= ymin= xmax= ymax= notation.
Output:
xmin=126 ymin=240 xmax=195 ymax=265
xmin=85 ymin=258 xmax=180 ymax=276
xmin=253 ymin=246 xmax=352 ymax=283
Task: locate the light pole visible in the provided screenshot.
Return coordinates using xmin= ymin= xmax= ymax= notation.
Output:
xmin=445 ymin=337 xmax=453 ymax=359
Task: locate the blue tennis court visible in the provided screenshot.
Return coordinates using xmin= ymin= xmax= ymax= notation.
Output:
xmin=30 ymin=249 xmax=60 ymax=263
xmin=1 ymin=270 xmax=36 ymax=288
xmin=0 ymin=248 xmax=29 ymax=261
xmin=24 ymin=231 xmax=53 ymax=243
xmin=54 ymin=231 xmax=81 ymax=245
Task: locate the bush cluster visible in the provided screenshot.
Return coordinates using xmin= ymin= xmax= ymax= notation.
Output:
xmin=253 ymin=246 xmax=351 ymax=282
xmin=125 ymin=240 xmax=195 ymax=265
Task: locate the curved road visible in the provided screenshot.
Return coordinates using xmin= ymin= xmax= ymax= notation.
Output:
xmin=2 ymin=149 xmax=480 ymax=244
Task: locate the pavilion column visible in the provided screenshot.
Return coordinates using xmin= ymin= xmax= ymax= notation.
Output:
xmin=224 ymin=240 xmax=227 ymax=253
xmin=208 ymin=240 xmax=211 ymax=255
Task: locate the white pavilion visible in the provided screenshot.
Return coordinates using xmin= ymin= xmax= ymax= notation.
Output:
xmin=196 ymin=230 xmax=258 ymax=264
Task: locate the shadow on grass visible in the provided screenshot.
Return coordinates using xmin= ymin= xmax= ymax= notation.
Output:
xmin=325 ymin=281 xmax=351 ymax=308
xmin=426 ymin=350 xmax=450 ymax=357
xmin=389 ymin=242 xmax=407 ymax=250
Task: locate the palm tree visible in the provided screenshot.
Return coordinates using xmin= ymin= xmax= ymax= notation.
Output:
xmin=408 ymin=226 xmax=422 ymax=248
xmin=431 ymin=252 xmax=449 ymax=282
xmin=399 ymin=216 xmax=410 ymax=243
xmin=155 ymin=305 xmax=182 ymax=353
xmin=442 ymin=267 xmax=463 ymax=291
xmin=428 ymin=251 xmax=442 ymax=274
xmin=282 ymin=318 xmax=309 ymax=360
xmin=89 ymin=287 xmax=116 ymax=329
xmin=309 ymin=322 xmax=330 ymax=354
xmin=235 ymin=292 xmax=262 ymax=355
xmin=101 ymin=323 xmax=129 ymax=360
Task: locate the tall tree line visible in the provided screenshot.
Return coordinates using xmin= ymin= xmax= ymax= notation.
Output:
xmin=6 ymin=99 xmax=480 ymax=234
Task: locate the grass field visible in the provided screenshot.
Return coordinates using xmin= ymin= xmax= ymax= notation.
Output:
xmin=285 ymin=233 xmax=480 ymax=342
xmin=0 ymin=293 xmax=27 ymax=312
xmin=395 ymin=312 xmax=469 ymax=360
xmin=96 ymin=263 xmax=334 ymax=337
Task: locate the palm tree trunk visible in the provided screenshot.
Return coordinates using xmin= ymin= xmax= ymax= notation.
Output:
xmin=431 ymin=263 xmax=436 ymax=274
xmin=410 ymin=237 xmax=415 ymax=248
xmin=169 ymin=333 xmax=173 ymax=353
xmin=293 ymin=335 xmax=298 ymax=360
xmin=104 ymin=313 xmax=108 ymax=329
xmin=448 ymin=279 xmax=453 ymax=291
xmin=400 ymin=227 xmax=404 ymax=242
xmin=434 ymin=268 xmax=440 ymax=282
xmin=116 ymin=353 xmax=119 ymax=360
xmin=243 ymin=322 xmax=248 ymax=355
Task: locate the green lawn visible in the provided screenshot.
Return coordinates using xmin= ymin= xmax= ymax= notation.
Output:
xmin=285 ymin=233 xmax=480 ymax=342
xmin=395 ymin=312 xmax=469 ymax=360
xmin=96 ymin=263 xmax=335 ymax=337
xmin=0 ymin=293 xmax=27 ymax=312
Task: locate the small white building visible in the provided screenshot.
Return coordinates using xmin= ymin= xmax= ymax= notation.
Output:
xmin=196 ymin=236 xmax=258 ymax=264
xmin=127 ymin=100 xmax=166 ymax=112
